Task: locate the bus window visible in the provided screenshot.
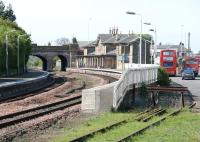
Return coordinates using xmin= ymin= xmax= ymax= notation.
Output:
xmin=163 ymin=62 xmax=173 ymax=67
xmin=163 ymin=51 xmax=174 ymax=56
xmin=186 ymin=60 xmax=198 ymax=64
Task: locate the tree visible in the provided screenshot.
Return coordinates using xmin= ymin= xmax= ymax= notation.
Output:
xmin=0 ymin=19 xmax=32 ymax=76
xmin=3 ymin=4 xmax=16 ymax=22
xmin=0 ymin=1 xmax=16 ymax=22
xmin=0 ymin=1 xmax=5 ymax=15
xmin=72 ymin=37 xmax=78 ymax=44
xmin=55 ymin=37 xmax=69 ymax=45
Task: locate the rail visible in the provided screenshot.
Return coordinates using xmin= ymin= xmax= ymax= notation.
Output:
xmin=113 ymin=64 xmax=159 ymax=110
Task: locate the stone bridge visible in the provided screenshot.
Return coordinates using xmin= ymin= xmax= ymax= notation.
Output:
xmin=31 ymin=44 xmax=82 ymax=71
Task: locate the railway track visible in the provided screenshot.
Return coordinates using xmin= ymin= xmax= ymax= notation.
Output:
xmin=116 ymin=108 xmax=181 ymax=142
xmin=0 ymin=95 xmax=81 ymax=130
xmin=69 ymin=107 xmax=167 ymax=142
xmin=116 ymin=103 xmax=196 ymax=142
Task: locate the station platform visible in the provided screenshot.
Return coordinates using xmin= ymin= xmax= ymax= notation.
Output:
xmin=0 ymin=70 xmax=49 ymax=88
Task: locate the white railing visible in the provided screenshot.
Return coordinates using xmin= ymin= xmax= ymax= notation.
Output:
xmin=113 ymin=64 xmax=159 ymax=109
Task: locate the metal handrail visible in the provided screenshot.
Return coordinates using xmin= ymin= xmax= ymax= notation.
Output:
xmin=113 ymin=64 xmax=159 ymax=109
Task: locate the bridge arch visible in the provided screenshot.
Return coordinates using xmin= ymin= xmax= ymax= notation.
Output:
xmin=53 ymin=55 xmax=68 ymax=71
xmin=33 ymin=55 xmax=48 ymax=71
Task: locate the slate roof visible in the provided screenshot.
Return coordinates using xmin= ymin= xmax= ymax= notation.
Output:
xmin=100 ymin=34 xmax=140 ymax=44
xmin=98 ymin=34 xmax=113 ymax=42
xmin=116 ymin=34 xmax=139 ymax=44
xmin=82 ymin=34 xmax=141 ymax=48
xmin=81 ymin=41 xmax=96 ymax=48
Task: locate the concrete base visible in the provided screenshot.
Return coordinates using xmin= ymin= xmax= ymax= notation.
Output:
xmin=81 ymin=82 xmax=117 ymax=113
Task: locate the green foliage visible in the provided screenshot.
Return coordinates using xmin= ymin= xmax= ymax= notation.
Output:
xmin=52 ymin=56 xmax=59 ymax=69
xmin=157 ymin=67 xmax=171 ymax=86
xmin=0 ymin=1 xmax=16 ymax=22
xmin=133 ymin=110 xmax=200 ymax=142
xmin=0 ymin=18 xmax=32 ymax=76
xmin=27 ymin=56 xmax=42 ymax=68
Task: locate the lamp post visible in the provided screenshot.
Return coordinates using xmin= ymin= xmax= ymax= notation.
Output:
xmin=88 ymin=18 xmax=92 ymax=44
xmin=143 ymin=39 xmax=151 ymax=64
xmin=126 ymin=11 xmax=142 ymax=64
xmin=144 ymin=22 xmax=157 ymax=64
xmin=17 ymin=34 xmax=27 ymax=75
xmin=180 ymin=25 xmax=184 ymax=58
xmin=5 ymin=29 xmax=16 ymax=76
xmin=23 ymin=37 xmax=31 ymax=73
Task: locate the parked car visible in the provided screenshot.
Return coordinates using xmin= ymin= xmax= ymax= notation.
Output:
xmin=182 ymin=68 xmax=195 ymax=80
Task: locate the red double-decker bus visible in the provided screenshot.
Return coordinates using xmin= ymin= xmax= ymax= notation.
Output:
xmin=160 ymin=50 xmax=177 ymax=76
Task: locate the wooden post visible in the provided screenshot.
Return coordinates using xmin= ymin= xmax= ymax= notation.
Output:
xmin=152 ymin=92 xmax=156 ymax=107
xmin=132 ymin=84 xmax=135 ymax=103
xmin=181 ymin=92 xmax=185 ymax=107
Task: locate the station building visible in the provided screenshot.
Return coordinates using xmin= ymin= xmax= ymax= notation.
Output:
xmin=76 ymin=28 xmax=151 ymax=70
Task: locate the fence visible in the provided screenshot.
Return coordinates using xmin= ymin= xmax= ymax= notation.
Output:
xmin=113 ymin=64 xmax=159 ymax=110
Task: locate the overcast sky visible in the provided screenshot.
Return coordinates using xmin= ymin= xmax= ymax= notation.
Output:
xmin=4 ymin=0 xmax=200 ymax=53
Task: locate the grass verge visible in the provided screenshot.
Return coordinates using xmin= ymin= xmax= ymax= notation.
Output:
xmin=50 ymin=108 xmax=173 ymax=142
xmin=133 ymin=109 xmax=200 ymax=142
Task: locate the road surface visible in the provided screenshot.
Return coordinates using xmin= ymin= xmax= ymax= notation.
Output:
xmin=170 ymin=76 xmax=200 ymax=109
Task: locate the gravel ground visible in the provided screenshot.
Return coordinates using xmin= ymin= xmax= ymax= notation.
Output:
xmin=0 ymin=104 xmax=81 ymax=142
xmin=0 ymin=73 xmax=106 ymax=117
xmin=0 ymin=72 xmax=107 ymax=142
xmin=11 ymin=105 xmax=95 ymax=142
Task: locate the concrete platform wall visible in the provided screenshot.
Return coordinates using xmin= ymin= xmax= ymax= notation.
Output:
xmin=81 ymin=82 xmax=117 ymax=113
xmin=67 ymin=68 xmax=120 ymax=113
xmin=0 ymin=71 xmax=50 ymax=101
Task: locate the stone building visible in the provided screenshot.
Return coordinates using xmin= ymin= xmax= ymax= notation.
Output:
xmin=76 ymin=28 xmax=151 ymax=70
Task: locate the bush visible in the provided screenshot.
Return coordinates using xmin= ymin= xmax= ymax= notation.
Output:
xmin=157 ymin=67 xmax=171 ymax=86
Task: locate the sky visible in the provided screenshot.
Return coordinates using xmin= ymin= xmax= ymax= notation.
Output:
xmin=4 ymin=0 xmax=200 ymax=53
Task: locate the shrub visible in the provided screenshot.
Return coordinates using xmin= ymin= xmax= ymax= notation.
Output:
xmin=157 ymin=67 xmax=171 ymax=86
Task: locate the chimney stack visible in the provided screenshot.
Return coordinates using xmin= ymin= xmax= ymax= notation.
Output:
xmin=112 ymin=27 xmax=114 ymax=35
xmin=109 ymin=27 xmax=111 ymax=34
xmin=116 ymin=26 xmax=118 ymax=35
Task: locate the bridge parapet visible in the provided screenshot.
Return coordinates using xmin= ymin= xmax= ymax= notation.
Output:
xmin=32 ymin=44 xmax=79 ymax=53
xmin=113 ymin=64 xmax=159 ymax=110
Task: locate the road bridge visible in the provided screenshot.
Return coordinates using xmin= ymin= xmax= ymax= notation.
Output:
xmin=31 ymin=43 xmax=81 ymax=71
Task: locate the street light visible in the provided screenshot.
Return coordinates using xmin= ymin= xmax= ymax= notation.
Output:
xmin=180 ymin=25 xmax=184 ymax=58
xmin=126 ymin=11 xmax=142 ymax=64
xmin=23 ymin=37 xmax=31 ymax=73
xmin=149 ymin=28 xmax=157 ymax=64
xmin=88 ymin=18 xmax=92 ymax=44
xmin=5 ymin=29 xmax=16 ymax=76
xmin=144 ymin=22 xmax=157 ymax=63
xmin=143 ymin=39 xmax=151 ymax=64
xmin=17 ymin=34 xmax=27 ymax=75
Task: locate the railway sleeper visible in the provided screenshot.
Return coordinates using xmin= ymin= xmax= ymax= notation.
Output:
xmin=135 ymin=108 xmax=162 ymax=121
xmin=142 ymin=109 xmax=167 ymax=122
